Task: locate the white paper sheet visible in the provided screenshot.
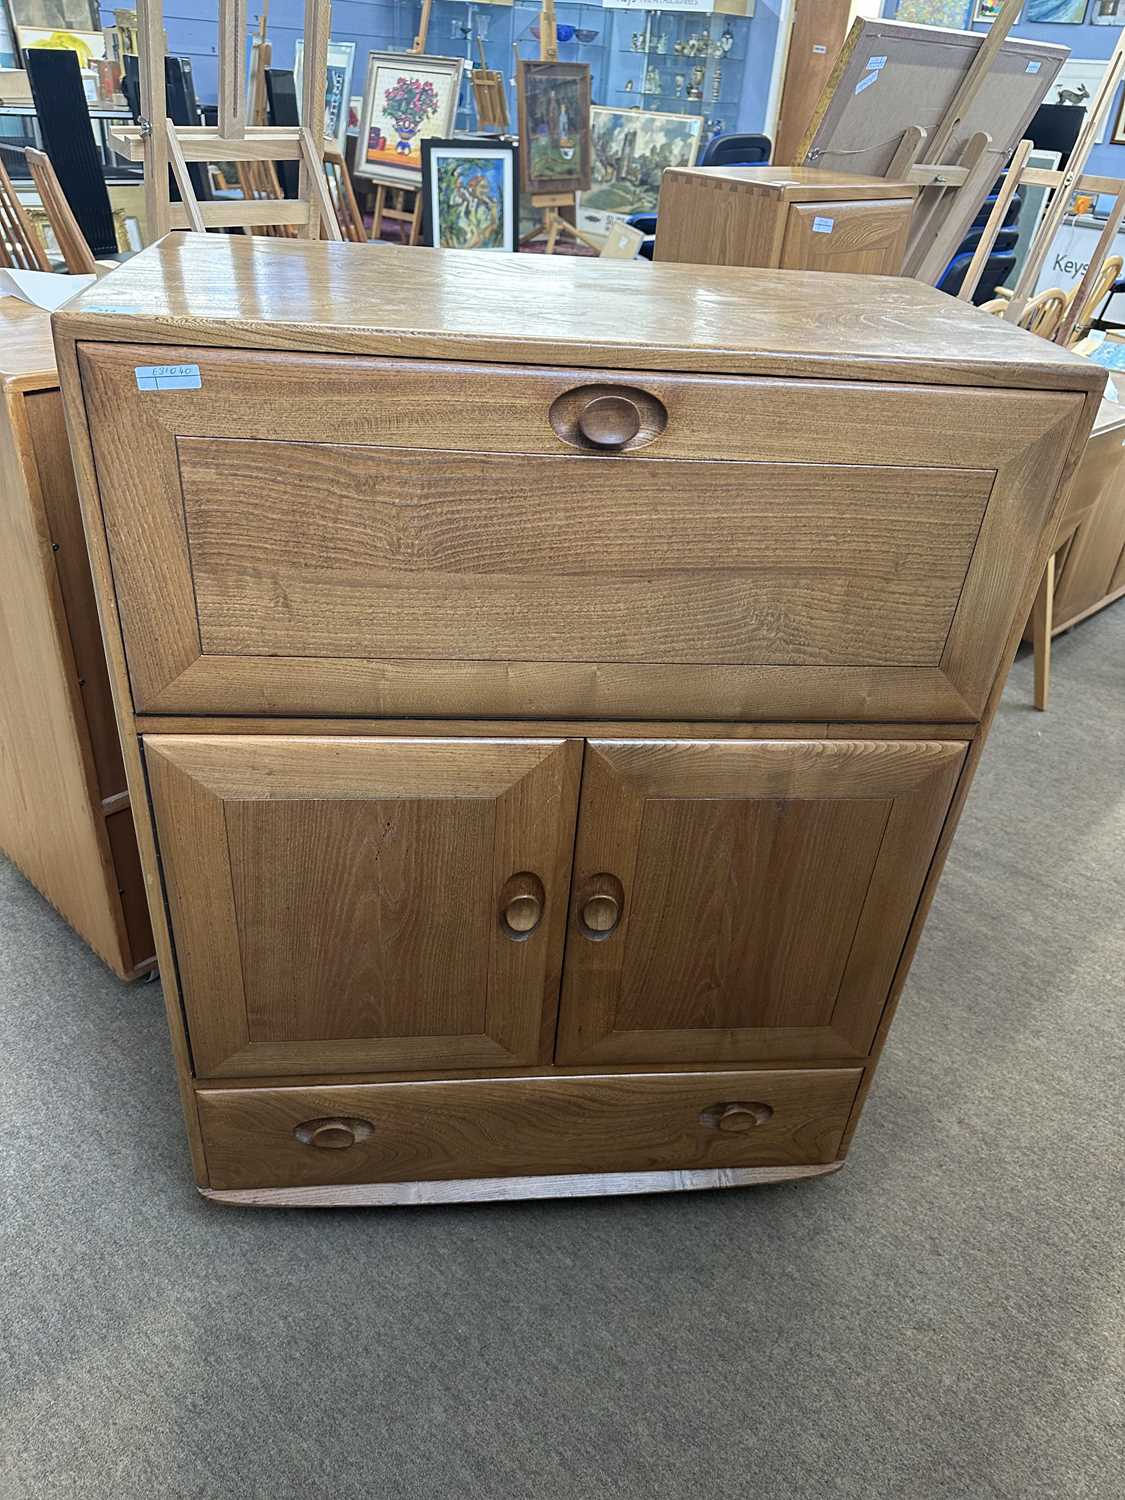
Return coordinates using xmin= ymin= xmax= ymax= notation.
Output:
xmin=0 ymin=268 xmax=96 ymax=312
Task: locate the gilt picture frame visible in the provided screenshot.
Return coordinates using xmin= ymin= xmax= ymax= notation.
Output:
xmin=421 ymin=137 xmax=518 ymax=252
xmin=355 ymin=51 xmax=465 ymax=188
xmin=516 ymin=59 xmax=592 ymax=196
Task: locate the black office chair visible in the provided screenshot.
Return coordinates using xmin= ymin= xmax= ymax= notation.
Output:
xmin=699 ymin=132 xmax=772 ymax=168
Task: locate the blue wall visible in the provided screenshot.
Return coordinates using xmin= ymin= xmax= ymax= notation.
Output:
xmin=109 ymin=0 xmax=783 ymax=139
xmin=883 ymin=1 xmax=1125 ymax=178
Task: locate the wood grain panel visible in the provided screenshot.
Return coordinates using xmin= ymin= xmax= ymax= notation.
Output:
xmin=144 ymin=735 xmax=581 ymax=1078
xmin=25 ymin=391 xmax=126 ymax=800
xmin=178 ymin=437 xmax=989 ymax=668
xmin=75 ymin=340 xmax=1082 ymax=720
xmin=556 ymin=738 xmax=965 ymax=1065
xmin=196 ymin=1069 xmax=865 ymax=1189
xmin=779 ymin=199 xmax=913 ymax=277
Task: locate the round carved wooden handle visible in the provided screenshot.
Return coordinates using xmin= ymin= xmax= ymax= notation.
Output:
xmin=503 ymin=892 xmax=542 ymax=935
xmin=712 ymin=1102 xmax=774 ymax=1133
xmin=582 ymin=893 xmax=621 ymax=935
xmin=577 ymin=395 xmax=642 ymax=448
xmin=304 ymin=1119 xmax=358 ymax=1149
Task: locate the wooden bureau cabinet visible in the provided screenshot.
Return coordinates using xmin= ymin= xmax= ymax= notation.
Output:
xmin=53 ymin=237 xmax=1102 ymax=1207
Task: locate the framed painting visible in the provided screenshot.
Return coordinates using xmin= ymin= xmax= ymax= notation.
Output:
xmin=971 ymin=1 xmax=1016 ymax=20
xmin=576 ymin=106 xmax=702 ymax=239
xmin=896 ymin=1 xmax=972 ymax=22
xmin=356 ymin=51 xmax=464 ymax=188
xmin=421 ymin=137 xmax=518 ymax=251
xmin=1022 ymin=1 xmax=1088 ymax=19
xmin=1092 ymin=0 xmax=1125 ymax=20
xmin=293 ymin=38 xmax=355 ymax=155
xmin=516 ymin=59 xmax=592 ymax=196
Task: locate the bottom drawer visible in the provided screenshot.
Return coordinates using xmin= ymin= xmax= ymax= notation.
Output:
xmin=196 ymin=1069 xmax=864 ymax=1191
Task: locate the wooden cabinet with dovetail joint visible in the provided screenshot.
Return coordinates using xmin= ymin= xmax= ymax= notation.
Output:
xmin=53 ymin=235 xmax=1103 ymax=1208
xmin=654 ymin=166 xmax=919 ymax=275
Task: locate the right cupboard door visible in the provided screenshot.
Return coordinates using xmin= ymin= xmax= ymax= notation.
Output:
xmin=556 ymin=739 xmax=966 ymax=1066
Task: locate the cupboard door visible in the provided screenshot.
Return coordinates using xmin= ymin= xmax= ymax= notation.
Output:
xmin=79 ymin=341 xmax=1080 ymax=722
xmin=145 ymin=735 xmax=581 ymax=1078
xmin=556 ymin=739 xmax=965 ymax=1066
xmin=780 ymin=199 xmax=914 ymax=277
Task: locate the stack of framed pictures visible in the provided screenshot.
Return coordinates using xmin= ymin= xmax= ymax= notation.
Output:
xmin=576 ymin=105 xmax=703 ymax=240
xmin=421 ymin=137 xmax=519 ymax=251
xmin=354 ymin=51 xmax=465 ymax=190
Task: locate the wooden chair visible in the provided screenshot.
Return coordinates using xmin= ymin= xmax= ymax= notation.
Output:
xmin=24 ymin=149 xmax=100 ymax=274
xmin=1021 ymin=286 xmax=1068 ymax=339
xmin=0 ymin=156 xmax=51 ymax=271
xmin=324 ymin=147 xmax=366 ymax=243
xmin=1062 ymin=253 xmax=1123 ymax=346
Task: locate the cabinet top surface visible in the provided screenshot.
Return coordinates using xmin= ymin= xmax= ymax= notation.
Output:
xmin=56 ymin=234 xmax=1101 ymax=393
xmin=0 ymin=296 xmax=57 ymax=392
xmin=664 ymin=166 xmax=919 ymax=200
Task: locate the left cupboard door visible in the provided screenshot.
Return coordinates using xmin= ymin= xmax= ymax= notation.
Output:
xmin=144 ymin=736 xmax=582 ymax=1078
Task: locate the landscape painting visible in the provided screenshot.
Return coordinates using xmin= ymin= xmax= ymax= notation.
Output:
xmin=356 ymin=52 xmax=464 ymax=187
xmin=517 ymin=60 xmax=591 ymax=195
xmin=422 ymin=138 xmax=518 ymax=252
xmin=577 ymin=106 xmax=702 ymax=239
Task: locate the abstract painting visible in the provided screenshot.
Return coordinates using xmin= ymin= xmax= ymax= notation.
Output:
xmin=576 ymin=106 xmax=702 ymax=239
xmin=356 ymin=52 xmax=464 ymax=187
xmin=421 ymin=138 xmax=518 ymax=251
xmin=516 ymin=60 xmax=592 ymax=195
xmin=971 ymin=1 xmax=1015 ymax=20
xmin=1023 ymin=1 xmax=1089 ymax=19
xmin=896 ymin=1 xmax=973 ymax=22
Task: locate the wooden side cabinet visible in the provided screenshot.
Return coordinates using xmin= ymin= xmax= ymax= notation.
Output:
xmin=0 ymin=297 xmax=153 ymax=979
xmin=53 ymin=237 xmax=1102 ymax=1207
xmin=654 ymin=166 xmax=919 ymax=274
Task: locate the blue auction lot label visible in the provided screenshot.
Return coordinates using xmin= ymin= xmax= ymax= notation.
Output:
xmin=134 ymin=364 xmax=201 ymax=391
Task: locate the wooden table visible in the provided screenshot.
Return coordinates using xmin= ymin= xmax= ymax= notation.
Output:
xmin=1026 ymin=394 xmax=1125 ymax=710
xmin=0 ymin=296 xmax=153 ymax=977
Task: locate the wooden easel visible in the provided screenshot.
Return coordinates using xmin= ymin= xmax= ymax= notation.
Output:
xmin=110 ymin=0 xmax=341 ymax=240
xmin=1001 ymin=28 xmax=1125 ymax=331
xmin=798 ymin=1 xmax=1061 ymax=288
xmin=472 ymin=37 xmax=508 ymax=131
xmin=235 ymin=4 xmax=295 ymax=237
xmin=518 ymin=0 xmax=600 ymax=255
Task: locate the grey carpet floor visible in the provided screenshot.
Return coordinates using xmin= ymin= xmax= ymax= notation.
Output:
xmin=2 ymin=611 xmax=1123 ymax=1500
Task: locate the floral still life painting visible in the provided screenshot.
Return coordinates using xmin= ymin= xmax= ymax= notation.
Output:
xmin=577 ymin=106 xmax=702 ymax=239
xmin=421 ymin=139 xmax=518 ymax=252
xmin=517 ymin=60 xmax=592 ymax=195
xmin=356 ymin=52 xmax=464 ymax=186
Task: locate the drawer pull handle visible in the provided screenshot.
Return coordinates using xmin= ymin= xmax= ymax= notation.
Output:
xmin=582 ymin=893 xmax=620 ymax=936
xmin=294 ymin=1117 xmax=374 ymax=1150
xmin=703 ymin=1102 xmax=775 ymax=1133
xmin=504 ymin=893 xmax=542 ymax=935
xmin=500 ymin=871 xmax=545 ymax=938
xmin=578 ymin=394 xmax=642 ymax=449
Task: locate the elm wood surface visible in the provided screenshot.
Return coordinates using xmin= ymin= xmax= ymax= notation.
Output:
xmin=76 ymin=340 xmax=1080 ymax=723
xmin=654 ymin=168 xmax=917 ymax=276
xmin=0 ymin=298 xmax=151 ymax=979
xmin=556 ymin=739 xmax=964 ymax=1065
xmin=134 ymin=718 xmax=978 ymax=742
xmin=195 ymin=1070 xmax=864 ymax=1190
xmin=145 ymin=735 xmax=581 ymax=1077
xmin=54 ymin=234 xmax=1102 ymax=393
xmin=52 ymin=239 xmax=1104 ymax=1204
